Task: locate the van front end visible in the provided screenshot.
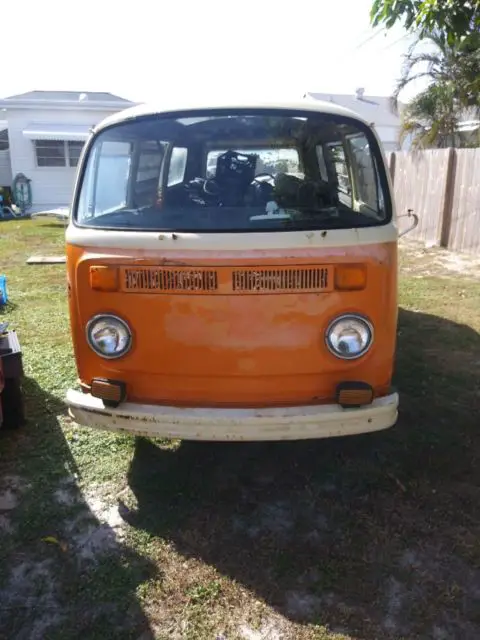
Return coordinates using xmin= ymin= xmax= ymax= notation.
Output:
xmin=66 ymin=102 xmax=399 ymax=441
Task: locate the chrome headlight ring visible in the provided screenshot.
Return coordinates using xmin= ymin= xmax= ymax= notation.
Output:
xmin=86 ymin=314 xmax=132 ymax=359
xmin=325 ymin=314 xmax=374 ymax=360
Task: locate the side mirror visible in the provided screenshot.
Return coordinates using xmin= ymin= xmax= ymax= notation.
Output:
xmin=398 ymin=208 xmax=419 ymax=238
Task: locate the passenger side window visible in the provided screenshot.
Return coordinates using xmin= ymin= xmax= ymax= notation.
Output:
xmin=134 ymin=141 xmax=165 ymax=207
xmin=168 ymin=147 xmax=188 ymax=186
xmin=347 ymin=134 xmax=379 ymax=213
xmin=326 ymin=142 xmax=352 ymax=207
xmin=315 ymin=145 xmax=329 ymax=181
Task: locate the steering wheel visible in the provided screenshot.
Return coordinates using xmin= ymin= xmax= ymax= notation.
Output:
xmin=253 ymin=173 xmax=275 ymax=183
xmin=203 ymin=179 xmax=221 ymax=196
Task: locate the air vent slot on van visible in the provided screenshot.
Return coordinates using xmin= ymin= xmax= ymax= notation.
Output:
xmin=123 ymin=268 xmax=218 ymax=292
xmin=232 ymin=267 xmax=331 ymax=293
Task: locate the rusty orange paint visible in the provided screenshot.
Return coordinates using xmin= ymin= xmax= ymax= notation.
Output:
xmin=67 ymin=241 xmax=397 ymax=407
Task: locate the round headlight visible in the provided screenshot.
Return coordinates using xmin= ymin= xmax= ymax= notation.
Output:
xmin=326 ymin=314 xmax=373 ymax=360
xmin=86 ymin=315 xmax=132 ymax=359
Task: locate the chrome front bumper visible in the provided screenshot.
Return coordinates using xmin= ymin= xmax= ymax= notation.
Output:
xmin=66 ymin=389 xmax=399 ymax=441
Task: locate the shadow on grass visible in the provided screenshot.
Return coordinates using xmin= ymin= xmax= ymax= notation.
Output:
xmin=125 ymin=308 xmax=480 ymax=639
xmin=0 ymin=216 xmax=31 ymax=223
xmin=31 ymin=222 xmax=68 ymax=229
xmin=0 ymin=377 xmax=155 ymax=640
xmin=0 ymin=301 xmax=17 ymax=316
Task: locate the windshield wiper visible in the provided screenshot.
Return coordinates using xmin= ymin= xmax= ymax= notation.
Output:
xmin=117 ymin=205 xmax=153 ymax=216
xmin=285 ymin=206 xmax=340 ymax=218
xmin=92 ymin=205 xmax=154 ymax=219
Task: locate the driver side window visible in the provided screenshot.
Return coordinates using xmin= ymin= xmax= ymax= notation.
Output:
xmin=91 ymin=141 xmax=131 ymax=215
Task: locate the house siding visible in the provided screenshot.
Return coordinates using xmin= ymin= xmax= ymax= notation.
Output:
xmin=374 ymin=126 xmax=400 ymax=152
xmin=305 ymin=93 xmax=403 ymax=151
xmin=7 ymin=107 xmax=123 ymax=211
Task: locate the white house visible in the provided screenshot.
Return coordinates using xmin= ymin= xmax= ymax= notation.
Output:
xmin=0 ymin=91 xmax=136 ymax=212
xmin=304 ymin=88 xmax=403 ymax=152
xmin=0 ymin=120 xmax=11 ymax=189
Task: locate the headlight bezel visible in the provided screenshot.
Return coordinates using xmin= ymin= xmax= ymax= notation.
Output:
xmin=325 ymin=313 xmax=374 ymax=360
xmin=86 ymin=314 xmax=132 ymax=360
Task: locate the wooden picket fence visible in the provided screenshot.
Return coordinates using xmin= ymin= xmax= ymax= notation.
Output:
xmin=387 ymin=148 xmax=480 ymax=255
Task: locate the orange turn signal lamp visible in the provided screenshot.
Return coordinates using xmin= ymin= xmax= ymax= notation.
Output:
xmin=334 ymin=265 xmax=367 ymax=291
xmin=90 ymin=266 xmax=119 ymax=292
xmin=336 ymin=381 xmax=373 ymax=408
xmin=91 ymin=378 xmax=126 ymax=408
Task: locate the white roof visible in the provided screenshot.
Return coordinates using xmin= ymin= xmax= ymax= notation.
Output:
xmin=305 ymin=92 xmax=402 ymax=127
xmin=23 ymin=123 xmax=92 ymax=141
xmin=0 ymin=91 xmax=136 ymax=112
xmin=94 ymin=99 xmax=369 ymax=133
xmin=457 ymin=120 xmax=480 ymax=133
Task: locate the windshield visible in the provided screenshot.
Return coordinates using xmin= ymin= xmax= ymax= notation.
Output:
xmin=74 ymin=110 xmax=391 ymax=232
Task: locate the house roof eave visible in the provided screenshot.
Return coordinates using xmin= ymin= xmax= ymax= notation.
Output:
xmin=0 ymin=99 xmax=138 ymax=111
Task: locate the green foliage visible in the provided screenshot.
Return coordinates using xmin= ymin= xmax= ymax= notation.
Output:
xmin=388 ymin=29 xmax=480 ymax=148
xmin=400 ymin=84 xmax=457 ymax=148
xmin=371 ymin=0 xmax=480 ymax=45
xmin=187 ymin=580 xmax=222 ymax=604
xmin=371 ymin=1 xmax=480 ymax=126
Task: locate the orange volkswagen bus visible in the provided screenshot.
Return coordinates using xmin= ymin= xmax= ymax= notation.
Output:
xmin=66 ymin=100 xmax=406 ymax=441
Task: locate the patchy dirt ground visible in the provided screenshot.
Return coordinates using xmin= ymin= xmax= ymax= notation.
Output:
xmin=1 ymin=220 xmax=480 ymax=639
xmin=0 ymin=469 xmax=144 ymax=639
xmin=399 ymin=238 xmax=480 ymax=280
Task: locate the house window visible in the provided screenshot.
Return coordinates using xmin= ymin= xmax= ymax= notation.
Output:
xmin=34 ymin=140 xmax=85 ymax=167
xmin=35 ymin=140 xmax=65 ymax=167
xmin=0 ymin=129 xmax=9 ymax=152
xmin=68 ymin=141 xmax=84 ymax=167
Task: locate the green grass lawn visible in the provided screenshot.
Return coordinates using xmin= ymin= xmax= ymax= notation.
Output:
xmin=1 ymin=219 xmax=480 ymax=640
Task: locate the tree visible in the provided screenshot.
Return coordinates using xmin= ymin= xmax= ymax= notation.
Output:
xmin=371 ymin=1 xmax=480 ymax=108
xmin=399 ymin=83 xmax=458 ymax=148
xmin=370 ymin=1 xmax=480 ymax=45
xmin=392 ymin=30 xmax=476 ymax=106
xmin=392 ymin=30 xmax=480 ymax=148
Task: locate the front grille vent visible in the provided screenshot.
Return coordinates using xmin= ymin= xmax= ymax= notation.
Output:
xmin=124 ymin=268 xmax=218 ymax=292
xmin=232 ymin=268 xmax=329 ymax=293
xmin=121 ymin=266 xmax=332 ymax=294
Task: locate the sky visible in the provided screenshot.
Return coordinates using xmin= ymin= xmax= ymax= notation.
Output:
xmin=2 ymin=0 xmax=427 ymax=104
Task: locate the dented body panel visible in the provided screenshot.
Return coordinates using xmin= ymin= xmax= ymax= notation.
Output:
xmin=66 ymin=238 xmax=397 ymax=408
